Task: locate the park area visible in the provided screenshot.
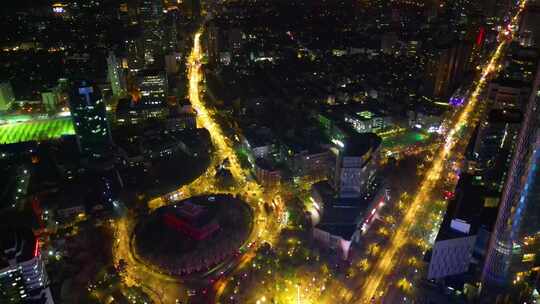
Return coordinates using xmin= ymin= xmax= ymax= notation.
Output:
xmin=0 ymin=117 xmax=75 ymax=144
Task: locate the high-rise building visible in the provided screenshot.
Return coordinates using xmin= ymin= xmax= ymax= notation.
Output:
xmin=380 ymin=32 xmax=398 ymax=55
xmin=472 ymin=109 xmax=523 ymax=173
xmin=425 ymin=109 xmax=521 ymax=291
xmin=41 ymin=91 xmax=60 ymax=113
xmin=118 ymin=2 xmax=128 ymax=20
xmin=184 ymin=0 xmax=201 ymax=20
xmin=139 ymin=0 xmax=164 ymax=67
xmin=164 ymin=9 xmax=180 ymax=52
xmin=335 ymin=133 xmax=381 ymax=198
xmin=427 ymin=175 xmax=497 ymax=281
xmin=0 ymin=228 xmax=54 ymax=304
xmin=479 ymin=0 xmax=514 ymax=22
xmin=68 ymin=80 xmax=112 ymax=159
xmin=139 ymin=0 xmax=163 ymax=23
xmin=164 ymin=53 xmax=181 ymax=76
xmin=137 ymin=70 xmax=167 ymax=106
xmin=116 ymin=70 xmax=169 ymax=124
xmin=206 ymin=22 xmax=220 ymax=65
xmin=228 ymin=28 xmax=244 ymax=53
xmin=0 ymin=82 xmax=15 ymax=111
xmin=126 ymin=37 xmax=145 ymax=71
xmin=481 ymin=59 xmax=540 ymax=300
xmin=107 ymin=52 xmax=127 ymax=96
xmin=519 ymin=2 xmax=540 ymax=48
xmin=432 ymin=42 xmax=474 ymax=98
xmin=485 ymin=45 xmax=538 ymax=131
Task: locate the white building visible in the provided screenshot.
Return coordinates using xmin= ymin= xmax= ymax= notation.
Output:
xmin=428 ymin=229 xmax=477 ymax=279
xmin=0 ymin=228 xmax=54 ymax=304
xmin=335 ymin=133 xmax=381 ymax=198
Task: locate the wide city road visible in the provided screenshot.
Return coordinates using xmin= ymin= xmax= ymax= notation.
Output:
xmin=352 ymin=1 xmax=529 ymax=303
xmin=187 ymin=31 xmax=286 ymax=245
xmin=111 ymin=28 xmax=289 ymax=304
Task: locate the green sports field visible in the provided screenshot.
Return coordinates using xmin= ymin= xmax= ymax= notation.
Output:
xmin=0 ymin=117 xmax=75 ymax=144
xmin=382 ymin=130 xmax=431 ymax=149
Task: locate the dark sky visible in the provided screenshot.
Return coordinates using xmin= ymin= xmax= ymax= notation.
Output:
xmin=4 ymin=0 xmax=50 ymax=10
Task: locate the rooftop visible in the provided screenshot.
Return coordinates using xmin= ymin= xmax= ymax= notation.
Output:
xmin=343 ymin=133 xmax=381 ymax=157
xmin=435 ymin=174 xmax=498 ymax=242
xmin=323 ymin=103 xmax=390 ymax=121
xmin=255 ymin=157 xmax=279 ymax=171
xmin=0 ymin=227 xmax=37 ymax=268
xmin=487 ymin=108 xmax=523 ymax=124
xmin=313 ymin=181 xmax=378 ymax=240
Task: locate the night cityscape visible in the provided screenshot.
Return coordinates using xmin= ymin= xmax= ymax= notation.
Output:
xmin=2 ymin=0 xmax=540 ymax=303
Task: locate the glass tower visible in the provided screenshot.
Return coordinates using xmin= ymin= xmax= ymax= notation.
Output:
xmin=481 ymin=66 xmax=540 ymax=298
xmin=68 ymin=80 xmax=112 ymax=159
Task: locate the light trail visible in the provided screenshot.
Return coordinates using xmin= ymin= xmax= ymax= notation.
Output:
xmin=187 ymin=31 xmax=285 ymax=245
xmin=188 ymin=32 xmax=248 ymax=182
xmin=113 ymin=26 xmax=295 ymax=304
xmin=354 ymin=2 xmax=528 ymax=302
xmin=112 ymin=30 xmax=273 ymax=304
xmin=109 ymin=24 xmax=291 ymax=304
xmin=188 ymin=30 xmax=299 ymax=303
xmin=111 ymin=217 xmax=180 ymax=304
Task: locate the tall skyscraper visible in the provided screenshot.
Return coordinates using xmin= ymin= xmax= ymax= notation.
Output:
xmin=139 ymin=0 xmax=163 ymax=22
xmin=164 ymin=8 xmax=180 ymax=52
xmin=207 ymin=22 xmax=220 ymax=65
xmin=184 ymin=0 xmax=201 ymax=20
xmin=519 ymin=2 xmax=540 ymax=48
xmin=139 ymin=0 xmax=164 ymax=67
xmin=481 ymin=59 xmax=540 ymax=300
xmin=472 ymin=109 xmax=522 ymax=174
xmin=68 ymin=80 xmax=113 ymax=160
xmin=164 ymin=53 xmax=181 ymax=76
xmin=107 ymin=52 xmax=127 ymax=96
xmin=334 ymin=134 xmax=381 ymax=198
xmin=137 ymin=70 xmax=167 ymax=106
xmin=0 ymin=82 xmax=15 ymax=111
xmin=0 ymin=228 xmax=54 ymax=304
xmin=432 ymin=42 xmax=473 ymax=98
xmin=126 ymin=37 xmax=144 ymax=71
xmin=41 ymin=91 xmax=60 ymax=113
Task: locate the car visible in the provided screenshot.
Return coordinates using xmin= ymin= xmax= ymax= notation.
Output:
xmin=442 ymin=190 xmax=455 ymax=200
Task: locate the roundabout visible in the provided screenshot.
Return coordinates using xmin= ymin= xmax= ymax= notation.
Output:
xmin=133 ymin=194 xmax=253 ymax=277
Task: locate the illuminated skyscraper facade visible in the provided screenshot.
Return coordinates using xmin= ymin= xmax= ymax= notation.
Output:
xmin=68 ymin=80 xmax=112 ymax=159
xmin=107 ymin=52 xmax=127 ymax=96
xmin=138 ymin=70 xmax=167 ymax=106
xmin=481 ymin=61 xmax=540 ymax=298
xmin=139 ymin=0 xmax=164 ymax=67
